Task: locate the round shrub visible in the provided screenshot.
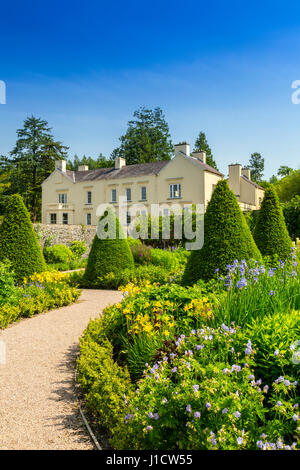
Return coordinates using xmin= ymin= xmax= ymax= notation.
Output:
xmin=182 ymin=180 xmax=261 ymax=284
xmin=0 ymin=194 xmax=46 ymax=283
xmin=83 ymin=206 xmax=134 ymax=285
xmin=253 ymin=186 xmax=292 ymax=261
xmin=69 ymin=240 xmax=87 ymax=260
xmin=44 ymin=244 xmax=74 ymax=264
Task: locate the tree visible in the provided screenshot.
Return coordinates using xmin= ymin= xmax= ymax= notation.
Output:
xmin=111 ymin=107 xmax=173 ymax=165
xmin=283 ymin=196 xmax=300 ymax=240
xmin=276 ymin=170 xmax=300 ymax=202
xmin=0 ymin=194 xmax=46 ymax=282
xmin=7 ymin=116 xmax=68 ymax=221
xmin=277 ymin=165 xmax=293 ymax=178
xmin=253 ymin=185 xmax=292 ymax=261
xmin=67 ymin=153 xmax=114 ymax=171
xmin=248 ymin=152 xmax=264 ymax=182
xmin=182 ymin=180 xmax=261 ymax=284
xmin=193 ymin=132 xmax=218 ymax=170
xmin=83 ymin=206 xmax=134 ymax=286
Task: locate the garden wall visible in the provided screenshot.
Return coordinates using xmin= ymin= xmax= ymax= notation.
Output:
xmin=34 ymin=223 xmax=97 ymax=250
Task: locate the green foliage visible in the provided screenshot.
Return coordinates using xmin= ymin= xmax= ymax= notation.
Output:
xmin=127 ymin=237 xmax=142 ymax=248
xmin=253 ymin=185 xmax=292 ymax=261
xmin=0 ymin=116 xmax=68 ymax=221
xmin=213 ymin=255 xmax=300 ymax=326
xmin=283 ymin=196 xmax=300 ymax=240
xmin=83 ymin=207 xmax=134 ymax=284
xmin=44 ymin=244 xmax=74 ymax=264
xmin=77 ymin=318 xmax=134 ymax=433
xmin=131 ymin=243 xmax=153 ymax=265
xmin=248 ymin=152 xmax=264 ymax=182
xmin=193 ymin=131 xmax=218 ymax=170
xmin=67 ymin=153 xmax=114 ymax=171
xmin=236 ymin=311 xmax=300 ymax=385
xmin=277 ymin=170 xmax=300 ymax=202
xmin=0 ymin=276 xmax=80 ymax=329
xmin=243 ymin=210 xmax=259 ymax=234
xmin=182 ymin=180 xmax=261 ymax=284
xmin=111 ymin=107 xmax=173 ymax=165
xmin=0 ymin=261 xmax=19 ymax=306
xmin=0 ymin=194 xmax=46 ymax=283
xmin=69 ymin=240 xmax=87 ymax=259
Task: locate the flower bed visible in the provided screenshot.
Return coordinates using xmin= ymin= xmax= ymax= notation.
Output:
xmin=0 ymin=270 xmax=81 ymax=329
xmin=77 ymin=252 xmax=300 ymax=450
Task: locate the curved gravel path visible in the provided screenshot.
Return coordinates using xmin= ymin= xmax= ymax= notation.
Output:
xmin=0 ymin=289 xmax=122 ymax=450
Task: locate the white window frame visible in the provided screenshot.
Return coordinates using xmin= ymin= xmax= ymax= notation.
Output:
xmin=126 ymin=188 xmax=131 ymax=202
xmin=169 ymin=184 xmax=181 ymax=199
xmin=86 ymin=191 xmax=92 ymax=204
xmin=58 ymin=193 xmax=67 ymax=204
xmin=86 ymin=213 xmax=92 ymax=225
xmin=111 ymin=189 xmax=117 ymax=203
xmin=62 ymin=213 xmax=68 ymax=225
xmin=140 ymin=186 xmax=147 ymax=201
xmin=50 ymin=213 xmax=57 ymax=224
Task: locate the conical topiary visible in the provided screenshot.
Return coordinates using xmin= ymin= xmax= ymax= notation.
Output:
xmin=182 ymin=180 xmax=261 ymax=284
xmin=253 ymin=185 xmax=292 ymax=261
xmin=0 ymin=194 xmax=46 ymax=283
xmin=83 ymin=206 xmax=134 ymax=285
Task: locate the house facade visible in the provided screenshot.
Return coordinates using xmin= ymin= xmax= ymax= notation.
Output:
xmin=41 ymin=142 xmax=264 ymax=226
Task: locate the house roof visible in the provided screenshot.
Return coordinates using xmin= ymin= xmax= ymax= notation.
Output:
xmin=241 ymin=175 xmax=264 ymax=190
xmin=64 ymin=156 xmax=224 ymax=183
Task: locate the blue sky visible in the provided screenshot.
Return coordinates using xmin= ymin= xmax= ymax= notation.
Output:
xmin=1 ymin=0 xmax=300 ymax=178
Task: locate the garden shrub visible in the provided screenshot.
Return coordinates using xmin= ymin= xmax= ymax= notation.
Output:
xmin=0 ymin=261 xmax=19 ymax=306
xmin=69 ymin=240 xmax=88 ymax=260
xmin=182 ymin=180 xmax=261 ymax=284
xmin=212 ymin=253 xmax=300 ymax=325
xmin=83 ymin=207 xmax=134 ymax=285
xmin=44 ymin=244 xmax=74 ymax=264
xmin=131 ymin=243 xmax=153 ymax=265
xmin=283 ymin=195 xmax=300 ymax=241
xmin=127 ymin=237 xmax=142 ymax=248
xmin=0 ymin=194 xmax=46 ymax=282
xmin=111 ymin=325 xmax=299 ymax=450
xmin=77 ymin=317 xmax=134 ymax=433
xmin=253 ymin=185 xmax=292 ymax=262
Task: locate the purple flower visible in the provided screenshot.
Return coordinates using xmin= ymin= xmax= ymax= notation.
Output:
xmin=274 ymin=349 xmax=279 ymax=356
xmin=153 ymin=413 xmax=159 ymax=420
xmin=222 ymin=408 xmax=228 ymax=414
xmin=276 ymin=401 xmax=282 ymax=407
xmin=237 ymin=437 xmax=243 ymax=445
xmin=146 ymin=425 xmax=153 ymax=431
xmin=234 ymin=411 xmax=241 ymax=418
xmin=193 ymin=384 xmax=199 ymax=392
xmin=194 ymin=411 xmax=201 ymax=418
xmin=206 ymin=402 xmax=211 ymax=409
xmin=171 ymin=367 xmax=177 ymax=373
xmin=186 ymin=404 xmax=192 ymax=413
xmin=293 ymin=414 xmax=299 ymax=421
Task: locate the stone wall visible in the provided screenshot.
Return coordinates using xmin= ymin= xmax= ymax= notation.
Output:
xmin=34 ymin=224 xmax=97 ymax=250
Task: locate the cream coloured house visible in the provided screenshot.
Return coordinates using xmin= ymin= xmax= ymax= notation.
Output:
xmin=41 ymin=142 xmax=264 ymax=226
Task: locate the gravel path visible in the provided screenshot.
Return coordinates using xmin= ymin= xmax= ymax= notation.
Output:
xmin=0 ymin=289 xmax=122 ymax=450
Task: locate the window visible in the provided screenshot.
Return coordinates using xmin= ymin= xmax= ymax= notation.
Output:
xmin=58 ymin=193 xmax=67 ymax=204
xmin=86 ymin=191 xmax=92 ymax=204
xmin=86 ymin=213 xmax=91 ymax=225
xmin=50 ymin=213 xmax=57 ymax=224
xmin=126 ymin=211 xmax=131 ymax=225
xmin=163 ymin=208 xmax=169 ymax=216
xmin=111 ymin=189 xmax=117 ymax=202
xmin=140 ymin=186 xmax=147 ymax=201
xmin=169 ymin=184 xmax=181 ymax=199
xmin=126 ymin=188 xmax=131 ymax=202
xmin=62 ymin=213 xmax=68 ymax=225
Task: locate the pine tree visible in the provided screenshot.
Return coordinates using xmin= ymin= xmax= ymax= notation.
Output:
xmin=253 ymin=185 xmax=292 ymax=261
xmin=83 ymin=206 xmax=134 ymax=286
xmin=0 ymin=194 xmax=46 ymax=282
xmin=248 ymin=152 xmax=264 ymax=182
xmin=193 ymin=131 xmax=218 ymax=170
xmin=182 ymin=180 xmax=261 ymax=284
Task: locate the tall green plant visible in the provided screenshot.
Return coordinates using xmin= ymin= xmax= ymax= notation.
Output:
xmin=253 ymin=185 xmax=292 ymax=261
xmin=0 ymin=194 xmax=46 ymax=282
xmin=182 ymin=180 xmax=261 ymax=284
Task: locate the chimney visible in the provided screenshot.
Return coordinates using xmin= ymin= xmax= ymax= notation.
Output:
xmin=78 ymin=165 xmax=89 ymax=171
xmin=115 ymin=156 xmax=126 ymax=170
xmin=242 ymin=167 xmax=251 ymax=180
xmin=191 ymin=150 xmax=206 ymax=164
xmin=55 ymin=159 xmax=66 ymax=172
xmin=228 ymin=164 xmax=242 ymax=198
xmin=174 ymin=142 xmax=190 ymax=156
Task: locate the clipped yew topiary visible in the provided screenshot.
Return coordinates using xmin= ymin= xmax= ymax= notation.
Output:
xmin=83 ymin=206 xmax=134 ymax=286
xmin=253 ymin=185 xmax=292 ymax=261
xmin=182 ymin=180 xmax=261 ymax=284
xmin=0 ymin=194 xmax=46 ymax=282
